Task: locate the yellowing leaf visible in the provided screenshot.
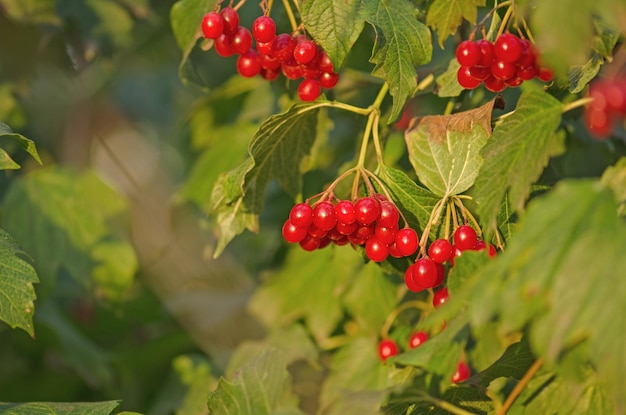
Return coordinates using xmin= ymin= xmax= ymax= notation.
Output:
xmin=426 ymin=0 xmax=486 ymax=48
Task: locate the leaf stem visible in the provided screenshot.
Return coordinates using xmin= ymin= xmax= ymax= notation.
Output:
xmin=498 ymin=358 xmax=543 ymax=415
xmin=380 ymin=300 xmax=431 ymax=338
xmin=562 ymin=97 xmax=594 ymax=113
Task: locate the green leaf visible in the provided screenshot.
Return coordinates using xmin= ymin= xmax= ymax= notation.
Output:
xmin=426 ymin=0 xmax=486 ymax=48
xmin=0 ymin=401 xmax=120 ymax=415
xmin=405 ymin=99 xmax=494 ymax=197
xmin=474 ymin=339 xmax=536 ymax=388
xmin=474 ymin=85 xmax=564 ymax=235
xmin=378 ymin=164 xmax=440 ymax=232
xmin=436 ymin=59 xmax=464 ymax=98
xmin=0 ymin=0 xmax=60 ymax=25
xmin=301 ymin=0 xmax=367 ymax=70
xmin=601 ymin=157 xmax=626 ymax=215
xmin=364 ymin=0 xmax=433 ymax=122
xmin=2 ymin=167 xmax=136 ymax=300
xmin=0 ymin=148 xmax=20 ymax=170
xmin=207 ymin=348 xmax=304 ymax=415
xmin=430 ymin=386 xmax=492 ymax=415
xmin=171 ymin=354 xmax=217 ymax=415
xmin=209 ymin=104 xmax=321 ymax=257
xmin=0 ymin=121 xmax=42 ymax=167
xmin=0 ymin=228 xmax=38 ymax=337
xmin=170 ymin=0 xmax=216 ymax=81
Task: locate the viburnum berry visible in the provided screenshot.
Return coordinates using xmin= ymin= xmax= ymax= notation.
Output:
xmin=298 ymin=79 xmax=321 ymax=102
xmin=374 ymin=224 xmax=398 ymax=245
xmin=452 ymin=361 xmax=471 ymax=383
xmin=313 ymin=201 xmax=336 ymax=231
xmin=353 ymin=223 xmax=375 ymax=240
xmin=412 ymin=258 xmax=439 ymax=288
xmin=289 ymin=203 xmax=314 ymax=228
xmin=378 ymin=339 xmax=399 ymax=361
xmin=236 ymin=50 xmax=261 ymax=77
xmin=307 ymin=224 xmax=327 ymax=239
xmin=318 ymin=52 xmax=334 ymax=73
xmin=219 ymin=7 xmax=239 ymax=36
xmin=293 ymin=39 xmax=318 ymax=65
xmin=355 ymin=197 xmax=380 ymax=225
xmin=365 ymin=237 xmax=389 ymax=262
xmin=434 ymin=263 xmax=445 ymax=287
xmin=319 ymin=72 xmax=339 ymax=89
xmin=282 ymin=58 xmax=303 ymax=80
xmin=282 ymin=219 xmax=307 ymax=243
xmin=476 ymin=39 xmax=495 ymax=67
xmin=475 ymin=240 xmax=497 ymax=257
xmin=457 ymin=66 xmax=481 ymax=89
xmin=433 ymin=287 xmax=449 ymax=308
xmin=449 ymin=245 xmax=463 ymax=266
xmin=256 ymin=40 xmax=273 ymax=55
xmin=454 ymin=225 xmax=478 ymax=251
xmin=252 ymin=15 xmax=276 ymax=43
xmin=377 ymin=201 xmax=400 ymax=228
xmin=395 ymin=227 xmax=418 ymax=256
xmin=428 ymin=238 xmax=453 ymax=264
xmin=231 ymin=26 xmax=253 ymax=54
xmin=405 ymin=265 xmax=424 ymax=292
xmin=299 ymin=234 xmax=321 ymax=251
xmin=335 ymin=200 xmax=356 ymax=224
xmin=494 ymin=33 xmax=522 ymax=63
xmin=201 ymin=12 xmax=225 ymax=39
xmin=537 ymin=67 xmax=554 ymax=82
xmin=409 ymin=331 xmax=428 ymax=348
xmin=336 ymin=220 xmax=357 ymax=236
xmin=271 ymin=33 xmax=296 ymax=61
xmin=214 ymin=34 xmax=235 ymax=57
xmin=490 ymin=60 xmax=516 ymax=81
xmin=483 ymin=74 xmax=506 ymax=92
xmin=456 ymin=40 xmax=481 ymax=67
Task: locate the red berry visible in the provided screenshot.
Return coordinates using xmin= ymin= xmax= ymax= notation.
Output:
xmin=454 ymin=225 xmax=478 ymax=251
xmin=449 ymin=245 xmax=462 ymax=266
xmin=335 ymin=200 xmax=356 ymax=224
xmin=354 ymin=223 xmax=375 ymax=240
xmin=318 ymin=51 xmax=334 ymax=73
xmin=201 ymin=12 xmax=225 ymax=39
xmin=537 ymin=67 xmax=554 ymax=82
xmin=490 ymin=60 xmax=516 ymax=81
xmin=355 ymin=197 xmax=380 ymax=225
xmin=412 ymin=258 xmax=438 ymax=288
xmin=313 ymin=201 xmax=337 ymax=231
xmin=282 ymin=219 xmax=307 ymax=243
xmin=236 ymin=49 xmax=261 ymax=77
xmin=282 ymin=58 xmax=303 ymax=80
xmin=299 ymin=234 xmax=321 ymax=251
xmin=452 ymin=361 xmax=470 ymax=383
xmin=475 ymin=240 xmax=498 ymax=257
xmin=307 ymin=224 xmax=328 ymax=239
xmin=377 ymin=201 xmax=400 ymax=228
xmin=434 ymin=263 xmax=445 ymax=286
xmin=271 ymin=33 xmax=296 ymax=61
xmin=374 ymin=224 xmax=398 ymax=245
xmin=468 ymin=65 xmax=490 ymax=81
xmin=395 ymin=228 xmax=419 ymax=257
xmin=484 ymin=75 xmax=506 ymax=92
xmin=584 ymin=108 xmax=612 ymax=138
xmin=456 ymin=40 xmax=481 ymax=67
xmin=318 ymin=236 xmax=332 ymax=250
xmin=517 ymin=39 xmax=537 ymax=67
xmin=293 ymin=39 xmax=318 ymax=65
xmin=404 ymin=265 xmax=424 ymax=292
xmin=409 ymin=331 xmax=428 ymax=348
xmin=300 ymin=61 xmax=322 ymax=80
xmin=214 ymin=34 xmax=234 ymax=57
xmin=220 ymin=7 xmax=239 ymax=36
xmin=517 ymin=65 xmax=538 ymax=81
xmin=336 ymin=220 xmax=358 ymax=236
xmin=433 ymin=287 xmax=449 ymax=308
xmin=290 ymin=203 xmax=314 ymax=228
xmin=476 ymin=39 xmax=495 ymax=67
xmin=388 ymin=242 xmax=402 ymax=258
xmin=505 ymin=76 xmax=523 ymax=88
xmin=298 ymin=79 xmax=322 ymax=101
xmin=365 ymin=237 xmax=389 ymax=262
xmin=428 ymin=239 xmax=453 ymax=264
xmin=252 ymin=16 xmax=276 ymax=43
xmin=260 ymin=54 xmax=281 ymax=70
xmin=494 ymin=33 xmax=522 ymax=63
xmin=231 ymin=26 xmax=253 ymax=54
xmin=378 ymin=339 xmax=399 ymax=361
xmin=256 ymin=40 xmax=273 ymax=55
xmin=457 ymin=66 xmax=481 ymax=89
xmin=320 ymin=72 xmax=339 ymax=89
xmin=261 ymin=68 xmax=280 ymax=81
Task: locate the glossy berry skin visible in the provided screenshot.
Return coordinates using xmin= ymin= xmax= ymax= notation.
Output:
xmin=474 ymin=240 xmax=497 ymax=257
xmin=494 ymin=33 xmax=522 ymax=63
xmin=374 ymin=225 xmax=397 ymax=245
xmin=256 ymin=40 xmax=273 ymax=55
xmin=313 ymin=201 xmax=336 ymax=231
xmin=433 ymin=287 xmax=449 ymax=309
xmin=299 ymin=234 xmax=321 ymax=251
xmin=290 ymin=203 xmax=314 ymax=228
xmin=355 ymin=197 xmax=380 ymax=225
xmin=412 ymin=258 xmax=439 ymax=288
xmin=457 ymin=66 xmax=481 ymax=89
xmin=409 ymin=331 xmax=428 ymax=348
xmin=449 ymin=245 xmax=463 ymax=266
xmin=214 ymin=34 xmax=235 ymax=57
xmin=476 ymin=39 xmax=495 ymax=67
xmin=336 ymin=220 xmax=357 ymax=236
xmin=318 ymin=52 xmax=334 ymax=73
xmin=405 ymin=265 xmax=424 ymax=292
xmin=454 ymin=225 xmax=478 ymax=251
xmin=231 ymin=26 xmax=253 ymax=54
xmin=271 ymin=33 xmax=296 ymax=61
xmin=483 ymin=75 xmax=506 ymax=93
xmin=236 ymin=50 xmax=261 ymax=77
xmin=365 ymin=237 xmax=389 ymax=262
xmin=282 ymin=219 xmax=307 ymax=243
xmin=201 ymin=12 xmax=225 ymax=39
xmin=491 ymin=60 xmax=516 ymax=81
xmin=219 ymin=7 xmax=239 ymax=36
xmin=281 ymin=59 xmax=302 ymax=80
xmin=298 ymin=79 xmax=322 ymax=101
xmin=378 ymin=339 xmax=399 ymax=361
xmin=456 ymin=40 xmax=481 ymax=67
xmin=335 ymin=200 xmax=356 ymax=224
xmin=293 ymin=39 xmax=318 ymax=65
xmin=434 ymin=263 xmax=445 ymax=287
xmin=252 ymin=16 xmax=276 ymax=43
xmin=320 ymin=72 xmax=339 ymax=89
xmin=428 ymin=239 xmax=453 ymax=264
xmin=395 ymin=228 xmax=418 ymax=257
xmin=452 ymin=361 xmax=471 ymax=383
xmin=537 ymin=67 xmax=554 ymax=82
xmin=378 ymin=201 xmax=400 ymax=228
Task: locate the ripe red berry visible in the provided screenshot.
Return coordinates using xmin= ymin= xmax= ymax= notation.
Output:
xmin=335 ymin=200 xmax=356 ymax=224
xmin=434 ymin=263 xmax=445 ymax=287
xmin=282 ymin=58 xmax=303 ymax=80
xmin=252 ymin=16 xmax=276 ymax=43
xmin=290 ymin=203 xmax=314 ymax=228
xmin=318 ymin=52 xmax=334 ymax=73
xmin=468 ymin=65 xmax=490 ymax=81
xmin=236 ymin=49 xmax=262 ymax=77
xmin=307 ymin=224 xmax=328 ymax=239
xmin=452 ymin=361 xmax=470 ymax=383
xmin=378 ymin=339 xmax=399 ymax=361
xmin=320 ymin=72 xmax=339 ymax=89
xmin=405 ymin=265 xmax=424 ymax=292
xmin=354 ymin=223 xmax=375 ymax=240
xmin=374 ymin=224 xmax=398 ymax=245
xmin=449 ymin=244 xmax=463 ymax=266
xmin=214 ymin=34 xmax=235 ymax=57
xmin=517 ymin=39 xmax=537 ymax=67
xmin=201 ymin=12 xmax=225 ymax=39
xmin=260 ymin=54 xmax=281 ymax=70
xmin=584 ymin=108 xmax=612 ymax=138
xmin=354 ymin=197 xmax=380 ymax=225
xmin=231 ymin=26 xmax=252 ymax=54
xmin=433 ymin=287 xmax=449 ymax=308
xmin=457 ymin=66 xmax=481 ymax=89
xmin=261 ymin=68 xmax=280 ymax=81
xmin=256 ymin=40 xmax=273 ymax=55
xmin=456 ymin=40 xmax=481 ymax=67
xmin=517 ymin=65 xmax=538 ymax=81
xmin=537 ymin=67 xmax=554 ymax=82
xmin=494 ymin=33 xmax=522 ymax=63
xmin=476 ymin=39 xmax=495 ymax=67
xmin=428 ymin=239 xmax=453 ymax=264
xmin=299 ymin=234 xmax=321 ymax=251
xmin=409 ymin=331 xmax=428 ymax=348
xmin=483 ymin=75 xmax=506 ymax=93
xmin=377 ymin=201 xmax=400 ymax=228
xmin=395 ymin=228 xmax=419 ymax=257
xmin=298 ymin=79 xmax=322 ymax=101
xmin=454 ymin=225 xmax=478 ymax=251
xmin=271 ymin=33 xmax=296 ymax=61
xmin=365 ymin=237 xmax=389 ymax=262
xmin=336 ymin=220 xmax=358 ymax=236
xmin=474 ymin=239 xmax=497 ymax=257
xmin=412 ymin=258 xmax=438 ymax=288
xmin=293 ymin=39 xmax=318 ymax=65
xmin=490 ymin=60 xmax=516 ymax=81
xmin=220 ymin=7 xmax=239 ymax=36
xmin=282 ymin=219 xmax=307 ymax=243
xmin=313 ymin=201 xmax=336 ymax=231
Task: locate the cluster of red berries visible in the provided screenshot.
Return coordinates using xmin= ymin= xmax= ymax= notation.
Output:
xmin=404 ymin=225 xmax=496 ymax=295
xmin=584 ymin=76 xmax=626 ymax=139
xmin=456 ymin=33 xmax=553 ymax=92
xmin=201 ymin=8 xmax=339 ymax=101
xmin=282 ymin=195 xmax=419 ymax=262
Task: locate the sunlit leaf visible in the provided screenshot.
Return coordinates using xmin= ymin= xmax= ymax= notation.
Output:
xmin=405 ymin=99 xmax=494 ymax=197
xmin=0 ymin=121 xmax=42 ymax=167
xmin=0 ymin=228 xmax=38 ymax=337
xmin=0 ymin=0 xmax=60 ymax=25
xmin=601 ymin=157 xmax=626 ymax=215
xmin=436 ymin=59 xmax=464 ymax=98
xmin=426 ymin=0 xmax=486 ymax=48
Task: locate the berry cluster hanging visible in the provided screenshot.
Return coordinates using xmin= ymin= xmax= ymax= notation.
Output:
xmin=585 ymin=76 xmax=626 ymax=139
xmin=201 ymin=7 xmax=339 ymax=102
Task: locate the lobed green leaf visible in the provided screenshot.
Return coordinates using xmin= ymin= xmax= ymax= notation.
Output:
xmin=426 ymin=0 xmax=486 ymax=48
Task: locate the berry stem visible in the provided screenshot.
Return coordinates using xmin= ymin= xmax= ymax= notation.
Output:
xmin=444 ymin=200 xmax=452 ymax=239
xmin=281 ymin=0 xmax=298 ymax=32
xmin=417 ymin=197 xmax=448 ymax=257
xmin=497 ymin=358 xmax=543 ymax=415
xmin=411 ymin=393 xmax=477 ymax=415
xmin=452 ymin=196 xmax=482 ymax=237
xmin=474 ymin=0 xmax=513 ymax=39
xmin=497 ymin=3 xmax=515 ymax=38
xmin=233 ymin=0 xmax=245 ymax=11
xmin=379 ymin=300 xmax=431 ymax=339
xmin=562 ymin=97 xmax=595 ymax=113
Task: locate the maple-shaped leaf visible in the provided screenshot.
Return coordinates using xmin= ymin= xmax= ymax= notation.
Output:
xmin=474 ymin=84 xmax=564 ymax=235
xmin=405 ymin=99 xmax=494 ymax=198
xmin=209 ymin=104 xmax=321 ymax=257
xmin=364 ymin=0 xmax=432 ymax=122
xmin=301 ymin=0 xmax=367 ymax=70
xmin=426 ymin=0 xmax=486 ymax=48
xmin=0 ymin=228 xmax=38 ymax=337
xmin=207 ymin=348 xmax=304 ymax=415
